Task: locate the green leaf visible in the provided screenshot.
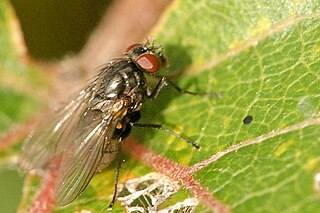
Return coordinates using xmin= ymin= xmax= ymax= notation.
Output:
xmin=1 ymin=0 xmax=320 ymax=212
xmin=149 ymin=1 xmax=320 ymax=212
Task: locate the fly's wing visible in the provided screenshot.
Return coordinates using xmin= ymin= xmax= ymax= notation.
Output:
xmin=20 ymin=82 xmax=96 ymax=171
xmin=54 ymin=108 xmax=120 ymax=206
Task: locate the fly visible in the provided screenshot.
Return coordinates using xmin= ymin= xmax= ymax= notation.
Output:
xmin=20 ymin=40 xmax=210 ymax=208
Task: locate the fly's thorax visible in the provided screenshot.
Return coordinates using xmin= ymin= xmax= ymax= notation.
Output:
xmin=97 ymin=60 xmax=147 ymax=100
xmin=88 ymin=59 xmax=147 ymax=117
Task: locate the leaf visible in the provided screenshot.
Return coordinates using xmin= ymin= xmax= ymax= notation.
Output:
xmin=1 ymin=0 xmax=320 ymax=212
xmin=148 ymin=1 xmax=320 ymax=212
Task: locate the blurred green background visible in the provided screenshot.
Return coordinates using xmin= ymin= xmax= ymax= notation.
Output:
xmin=1 ymin=1 xmax=112 ymax=212
xmin=0 ymin=169 xmax=24 ymax=213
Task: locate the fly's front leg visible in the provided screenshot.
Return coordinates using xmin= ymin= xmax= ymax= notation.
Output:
xmin=147 ymin=76 xmax=168 ymax=99
xmin=147 ymin=76 xmax=221 ymax=99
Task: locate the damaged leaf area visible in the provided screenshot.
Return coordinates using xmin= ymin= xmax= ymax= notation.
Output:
xmin=117 ymin=172 xmax=198 ymax=212
xmin=0 ymin=0 xmax=320 ymax=212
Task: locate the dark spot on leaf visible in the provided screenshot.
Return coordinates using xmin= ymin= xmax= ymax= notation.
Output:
xmin=243 ymin=115 xmax=253 ymax=124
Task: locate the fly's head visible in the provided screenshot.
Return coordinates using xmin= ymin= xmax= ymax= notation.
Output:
xmin=125 ymin=41 xmax=168 ymax=74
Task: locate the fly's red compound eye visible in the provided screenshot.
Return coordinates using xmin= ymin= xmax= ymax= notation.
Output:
xmin=136 ymin=53 xmax=160 ymax=73
xmin=126 ymin=43 xmax=142 ymax=52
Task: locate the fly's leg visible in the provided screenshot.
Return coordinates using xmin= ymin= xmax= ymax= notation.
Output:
xmin=147 ymin=76 xmax=222 ymax=99
xmin=143 ymin=76 xmax=221 ymax=148
xmin=132 ymin=123 xmax=200 ymax=149
xmin=108 ymin=143 xmax=123 ymax=209
xmin=144 ymin=76 xmax=215 ymax=149
xmin=147 ymin=76 xmax=167 ymax=99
